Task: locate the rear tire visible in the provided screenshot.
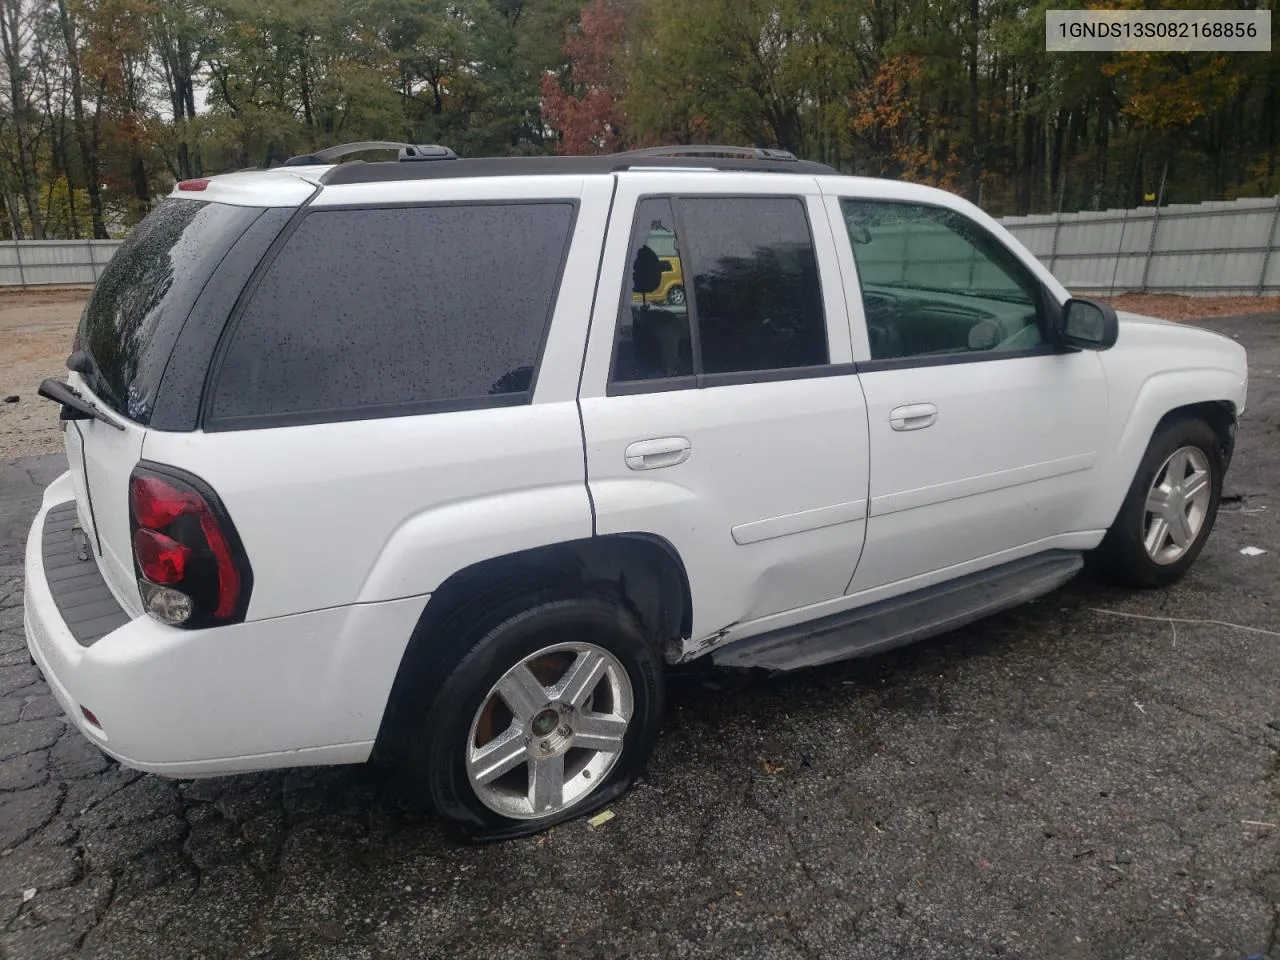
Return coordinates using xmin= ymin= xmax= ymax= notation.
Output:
xmin=395 ymin=592 xmax=664 ymax=841
xmin=1092 ymin=416 xmax=1223 ymax=588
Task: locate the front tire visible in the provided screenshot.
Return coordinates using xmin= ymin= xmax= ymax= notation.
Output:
xmin=1093 ymin=416 xmax=1224 ymax=587
xmin=399 ymin=594 xmax=664 ymax=840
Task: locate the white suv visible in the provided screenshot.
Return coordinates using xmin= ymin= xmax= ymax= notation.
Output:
xmin=24 ymin=143 xmax=1247 ymax=840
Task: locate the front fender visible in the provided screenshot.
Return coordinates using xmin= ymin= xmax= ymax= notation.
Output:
xmin=355 ymin=484 xmax=593 ymax=604
xmin=1081 ymin=365 xmax=1245 ymax=531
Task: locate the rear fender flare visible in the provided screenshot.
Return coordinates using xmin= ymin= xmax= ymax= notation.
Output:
xmin=355 ymin=484 xmax=593 ymax=603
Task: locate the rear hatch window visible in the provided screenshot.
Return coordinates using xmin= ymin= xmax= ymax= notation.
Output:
xmin=78 ymin=198 xmax=265 ymax=423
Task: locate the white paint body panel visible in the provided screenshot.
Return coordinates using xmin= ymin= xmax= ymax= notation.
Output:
xmin=143 ymin=404 xmax=592 ymax=619
xmin=24 ymin=163 xmax=1248 ymax=776
xmin=848 ymin=352 xmax=1107 ymax=591
xmin=62 ymin=373 xmax=146 ymax=619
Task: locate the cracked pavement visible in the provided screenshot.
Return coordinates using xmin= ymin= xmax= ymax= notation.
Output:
xmin=0 ymin=314 xmax=1277 ymax=959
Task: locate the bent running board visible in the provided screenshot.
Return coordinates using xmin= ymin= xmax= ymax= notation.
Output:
xmin=711 ymin=550 xmax=1084 ymax=672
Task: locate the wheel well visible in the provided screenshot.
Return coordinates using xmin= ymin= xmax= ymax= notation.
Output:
xmin=415 ymin=534 xmax=691 ymax=648
xmin=372 ymin=534 xmax=692 ymax=762
xmin=1156 ymin=400 xmax=1236 ymax=457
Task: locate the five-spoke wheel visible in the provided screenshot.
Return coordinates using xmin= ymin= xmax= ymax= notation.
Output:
xmin=394 ymin=594 xmax=664 ymax=840
xmin=1094 ymin=415 xmax=1224 ymax=587
xmin=467 ymin=642 xmax=633 ymax=819
xmin=1142 ymin=446 xmax=1212 ymax=564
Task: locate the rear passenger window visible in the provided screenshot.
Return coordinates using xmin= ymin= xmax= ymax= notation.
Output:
xmin=611 ymin=196 xmax=827 ymax=387
xmin=208 ymin=202 xmax=575 ymax=427
xmin=681 ymin=198 xmax=827 ymax=375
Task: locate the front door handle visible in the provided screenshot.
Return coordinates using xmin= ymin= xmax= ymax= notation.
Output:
xmin=625 ymin=437 xmax=691 ymax=470
xmin=889 ymin=403 xmax=938 ymax=431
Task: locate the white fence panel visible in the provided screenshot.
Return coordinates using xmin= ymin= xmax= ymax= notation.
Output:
xmin=0 ymin=239 xmax=123 ymax=286
xmin=1002 ymin=194 xmax=1280 ymax=296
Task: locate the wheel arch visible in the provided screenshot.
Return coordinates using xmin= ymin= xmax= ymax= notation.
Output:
xmin=1084 ymin=370 xmax=1241 ymax=533
xmin=371 ymin=532 xmax=692 ymax=761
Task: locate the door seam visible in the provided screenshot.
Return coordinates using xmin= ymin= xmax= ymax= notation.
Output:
xmin=574 ymin=176 xmax=620 ymax=537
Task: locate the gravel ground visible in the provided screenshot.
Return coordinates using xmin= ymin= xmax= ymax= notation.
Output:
xmin=1101 ymin=293 xmax=1280 ymax=321
xmin=0 ymin=314 xmax=1276 ymax=960
xmin=0 ymin=291 xmax=86 ymax=462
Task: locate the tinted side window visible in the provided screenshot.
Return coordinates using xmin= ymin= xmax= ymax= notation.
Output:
xmin=842 ymin=200 xmax=1043 ymax=361
xmin=680 ymin=197 xmax=827 ymax=375
xmin=209 ymin=202 xmax=575 ymax=426
xmin=610 ymin=196 xmax=827 ymax=386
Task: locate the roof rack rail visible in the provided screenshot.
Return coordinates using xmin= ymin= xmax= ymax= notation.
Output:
xmin=400 ymin=144 xmax=457 ymax=162
xmin=282 ymin=141 xmax=457 ymax=166
xmin=317 ymin=150 xmax=838 ymax=185
xmin=618 ymin=145 xmax=798 ymax=162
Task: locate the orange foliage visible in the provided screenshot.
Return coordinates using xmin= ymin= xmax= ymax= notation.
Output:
xmin=852 ymin=55 xmax=962 ymax=189
xmin=540 ymin=0 xmax=629 ymax=155
xmin=1103 ymin=53 xmax=1244 ymax=133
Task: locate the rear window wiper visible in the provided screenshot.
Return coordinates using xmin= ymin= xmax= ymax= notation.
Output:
xmin=37 ymin=379 xmax=126 ymax=431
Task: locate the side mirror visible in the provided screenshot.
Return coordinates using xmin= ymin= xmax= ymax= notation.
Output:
xmin=1053 ymin=297 xmax=1118 ymax=350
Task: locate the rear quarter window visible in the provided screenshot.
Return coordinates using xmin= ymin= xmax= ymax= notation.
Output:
xmin=207 ymin=202 xmax=577 ymax=429
xmin=78 ymin=199 xmax=265 ymax=422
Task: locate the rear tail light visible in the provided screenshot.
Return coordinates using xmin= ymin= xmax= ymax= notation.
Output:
xmin=128 ymin=463 xmax=252 ymax=628
xmin=132 ymin=529 xmax=190 ymax=584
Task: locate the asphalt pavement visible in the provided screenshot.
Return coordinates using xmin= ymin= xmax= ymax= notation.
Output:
xmin=0 ymin=315 xmax=1277 ymax=960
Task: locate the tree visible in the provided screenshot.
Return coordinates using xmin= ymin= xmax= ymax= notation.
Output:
xmin=151 ymin=0 xmax=211 ymax=179
xmin=0 ymin=0 xmax=47 ymax=237
xmin=540 ymin=0 xmax=629 ymax=154
xmin=56 ymin=0 xmax=106 ymax=236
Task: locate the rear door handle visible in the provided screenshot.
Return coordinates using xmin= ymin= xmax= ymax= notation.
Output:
xmin=889 ymin=403 xmax=938 ymax=431
xmin=625 ymin=437 xmax=691 ymax=470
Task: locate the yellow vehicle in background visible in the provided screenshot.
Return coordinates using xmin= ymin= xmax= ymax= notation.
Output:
xmin=631 ymin=226 xmax=685 ymax=306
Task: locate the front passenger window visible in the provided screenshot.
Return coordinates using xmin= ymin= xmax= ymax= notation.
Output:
xmin=842 ymin=200 xmax=1043 ymax=362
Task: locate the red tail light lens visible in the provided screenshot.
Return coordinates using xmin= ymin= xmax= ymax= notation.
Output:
xmin=129 ymin=465 xmax=252 ymax=628
xmin=132 ymin=528 xmax=190 ymax=584
xmin=131 ymin=476 xmax=198 ymax=529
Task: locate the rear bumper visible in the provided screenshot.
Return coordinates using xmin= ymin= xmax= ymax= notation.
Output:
xmin=24 ymin=474 xmax=427 ymax=777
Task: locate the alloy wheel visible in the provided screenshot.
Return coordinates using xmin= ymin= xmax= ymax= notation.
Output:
xmin=1143 ymin=445 xmax=1213 ymax=564
xmin=465 ymin=642 xmax=633 ymax=819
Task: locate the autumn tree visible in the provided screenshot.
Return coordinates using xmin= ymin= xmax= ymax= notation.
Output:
xmin=0 ymin=0 xmax=1276 ymax=237
xmin=851 ymin=55 xmax=963 ymax=190
xmin=540 ymin=0 xmax=630 ymax=155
